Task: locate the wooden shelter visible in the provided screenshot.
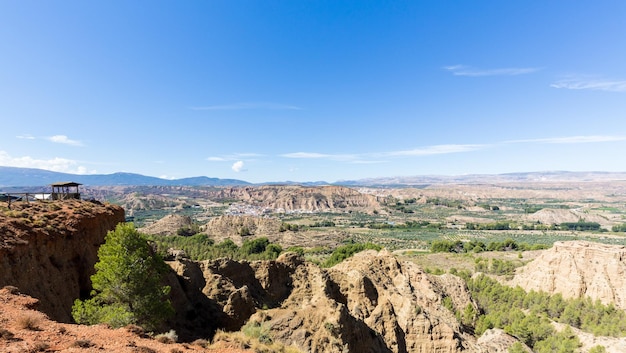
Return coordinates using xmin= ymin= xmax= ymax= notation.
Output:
xmin=50 ymin=182 xmax=82 ymax=200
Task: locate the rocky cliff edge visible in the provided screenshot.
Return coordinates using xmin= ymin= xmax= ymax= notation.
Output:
xmin=0 ymin=199 xmax=124 ymax=322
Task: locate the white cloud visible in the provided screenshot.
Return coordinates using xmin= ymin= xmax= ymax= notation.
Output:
xmin=383 ymin=144 xmax=487 ymax=157
xmin=16 ymin=134 xmax=35 ymax=140
xmin=281 ymin=152 xmax=332 ymax=159
xmin=550 ymin=78 xmax=626 ymax=92
xmin=232 ymin=161 xmax=245 ymax=172
xmin=0 ymin=150 xmax=95 ymax=174
xmin=280 ymin=152 xmax=358 ymax=161
xmin=280 ymin=145 xmax=484 ymax=164
xmin=190 ymin=102 xmax=302 ymax=111
xmin=444 ymin=65 xmax=540 ymax=77
xmin=48 ymin=135 xmax=83 ymax=146
xmin=350 ymin=160 xmax=386 ymax=164
xmin=208 ymin=153 xmax=264 ymax=162
xmin=507 ymin=135 xmax=626 ymax=144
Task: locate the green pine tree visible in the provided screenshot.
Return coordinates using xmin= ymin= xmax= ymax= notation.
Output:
xmin=72 ymin=223 xmax=174 ymax=331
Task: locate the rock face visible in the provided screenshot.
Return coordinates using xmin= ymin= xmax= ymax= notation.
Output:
xmin=0 ymin=200 xmax=124 ymax=322
xmin=216 ymin=185 xmax=381 ymax=212
xmin=168 ymin=250 xmax=478 ymax=352
xmin=509 ymin=240 xmax=626 ymax=309
xmin=202 ymin=215 xmax=282 ymax=245
xmin=139 ymin=214 xmax=194 ymax=236
xmin=475 ymin=329 xmax=532 ymax=353
xmin=524 ymin=208 xmax=610 ymax=228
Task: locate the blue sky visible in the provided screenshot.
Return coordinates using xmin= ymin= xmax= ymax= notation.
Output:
xmin=1 ymin=1 xmax=626 ymax=183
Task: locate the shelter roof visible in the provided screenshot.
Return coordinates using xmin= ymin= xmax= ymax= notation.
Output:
xmin=50 ymin=182 xmax=82 ymax=187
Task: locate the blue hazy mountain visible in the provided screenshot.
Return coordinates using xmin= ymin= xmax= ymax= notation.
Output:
xmin=0 ymin=166 xmax=251 ymax=187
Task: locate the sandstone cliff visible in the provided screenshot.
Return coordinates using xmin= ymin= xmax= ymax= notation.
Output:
xmin=509 ymin=240 xmax=626 ymax=309
xmin=139 ymin=214 xmax=194 ymax=236
xmin=217 ymin=185 xmax=381 ymax=212
xmin=201 ymin=215 xmax=349 ymax=248
xmin=0 ymin=200 xmax=124 ymax=322
xmin=167 ymin=250 xmax=481 ymax=352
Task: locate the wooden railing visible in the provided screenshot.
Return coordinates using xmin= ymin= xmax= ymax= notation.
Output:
xmin=0 ymin=193 xmax=51 ymax=208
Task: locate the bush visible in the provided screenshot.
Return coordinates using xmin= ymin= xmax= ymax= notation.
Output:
xmin=0 ymin=328 xmax=14 ymax=340
xmin=72 ymin=223 xmax=174 ymax=331
xmin=16 ymin=313 xmax=41 ymax=330
xmin=154 ymin=329 xmax=178 ymax=344
xmin=71 ymin=339 xmax=95 ymax=348
xmin=322 ymin=242 xmax=381 ymax=267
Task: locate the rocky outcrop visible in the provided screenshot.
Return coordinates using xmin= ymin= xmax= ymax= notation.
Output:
xmin=0 ymin=200 xmax=124 ymax=322
xmin=201 ymin=215 xmax=282 ymax=245
xmin=201 ymin=215 xmax=349 ymax=248
xmin=216 ymin=185 xmax=381 ymax=212
xmin=524 ymin=208 xmax=610 ymax=228
xmin=474 ymin=329 xmax=532 ymax=352
xmin=509 ymin=240 xmax=626 ymax=309
xmin=139 ymin=214 xmax=194 ymax=236
xmin=168 ymin=250 xmax=478 ymax=352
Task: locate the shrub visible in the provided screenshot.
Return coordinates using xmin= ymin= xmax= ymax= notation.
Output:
xmin=32 ymin=342 xmax=50 ymax=352
xmin=72 ymin=223 xmax=173 ymax=331
xmin=242 ymin=321 xmax=272 ymax=344
xmin=0 ymin=328 xmax=14 ymax=340
xmin=191 ymin=339 xmax=209 ymax=348
xmin=154 ymin=330 xmax=178 ymax=344
xmin=16 ymin=313 xmax=41 ymax=330
xmin=71 ymin=339 xmax=95 ymax=348
xmin=322 ymin=242 xmax=382 ymax=267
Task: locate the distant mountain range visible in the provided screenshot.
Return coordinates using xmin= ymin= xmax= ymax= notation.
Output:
xmin=2 ymin=166 xmax=626 ymax=188
xmin=0 ymin=166 xmax=251 ymax=187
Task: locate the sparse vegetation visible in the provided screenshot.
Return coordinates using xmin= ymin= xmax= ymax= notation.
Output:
xmin=191 ymin=338 xmax=209 ymax=348
xmin=30 ymin=341 xmax=50 ymax=352
xmin=71 ymin=339 xmax=95 ymax=348
xmin=0 ymin=328 xmax=14 ymax=340
xmin=148 ymin=234 xmax=283 ymax=261
xmin=322 ymin=242 xmax=382 ymax=267
xmin=467 ymin=274 xmax=626 ymax=350
xmin=430 ymin=239 xmax=548 ymax=253
xmin=154 ymin=329 xmax=178 ymax=344
xmin=211 ymin=325 xmax=303 ymax=353
xmin=16 ymin=313 xmax=41 ymax=330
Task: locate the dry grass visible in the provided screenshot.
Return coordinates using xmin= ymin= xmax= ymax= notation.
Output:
xmin=211 ymin=329 xmax=303 ymax=353
xmin=30 ymin=341 xmax=50 ymax=352
xmin=71 ymin=339 xmax=95 ymax=348
xmin=125 ymin=324 xmax=146 ymax=336
xmin=0 ymin=328 xmax=15 ymax=340
xmin=15 ymin=313 xmax=41 ymax=331
xmin=154 ymin=329 xmax=178 ymax=344
xmin=191 ymin=338 xmax=209 ymax=348
xmin=131 ymin=347 xmax=157 ymax=353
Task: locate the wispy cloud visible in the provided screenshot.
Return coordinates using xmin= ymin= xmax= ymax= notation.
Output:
xmin=0 ymin=150 xmax=95 ymax=174
xmin=382 ymin=144 xmax=487 ymax=157
xmin=507 ymin=135 xmax=626 ymax=144
xmin=207 ymin=157 xmax=226 ymax=162
xmin=48 ymin=135 xmax=83 ymax=146
xmin=16 ymin=134 xmax=35 ymax=140
xmin=280 ymin=152 xmax=358 ymax=162
xmin=281 ymin=144 xmax=485 ymax=163
xmin=207 ymin=153 xmax=264 ymax=162
xmin=444 ymin=65 xmax=541 ymax=77
xmin=190 ymin=102 xmax=302 ymax=111
xmin=550 ymin=78 xmax=626 ymax=92
xmin=281 ymin=152 xmax=332 ymax=159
